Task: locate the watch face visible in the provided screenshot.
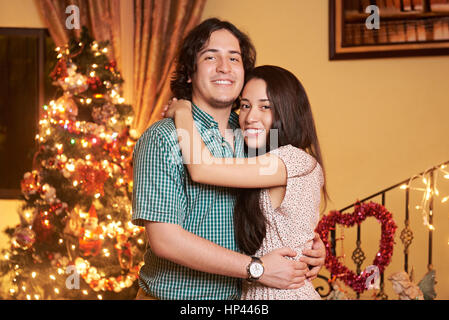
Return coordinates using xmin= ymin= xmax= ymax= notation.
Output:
xmin=249 ymin=262 xmax=264 ymax=278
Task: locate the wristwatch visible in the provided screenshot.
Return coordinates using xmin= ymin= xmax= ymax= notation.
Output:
xmin=246 ymin=256 xmax=264 ymax=282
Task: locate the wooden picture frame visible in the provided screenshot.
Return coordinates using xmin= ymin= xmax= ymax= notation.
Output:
xmin=329 ymin=0 xmax=449 ymax=60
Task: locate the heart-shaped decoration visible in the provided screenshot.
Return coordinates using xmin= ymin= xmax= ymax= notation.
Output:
xmin=316 ymin=201 xmax=397 ymax=294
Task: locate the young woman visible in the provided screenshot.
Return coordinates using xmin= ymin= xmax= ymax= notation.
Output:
xmin=163 ymin=65 xmax=328 ymax=300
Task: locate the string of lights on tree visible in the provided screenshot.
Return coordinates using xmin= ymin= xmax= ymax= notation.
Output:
xmin=0 ymin=27 xmax=145 ymax=300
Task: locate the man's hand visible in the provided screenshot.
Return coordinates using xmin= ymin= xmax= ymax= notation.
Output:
xmin=258 ymin=247 xmax=308 ymax=290
xmin=300 ymin=232 xmax=326 ymax=281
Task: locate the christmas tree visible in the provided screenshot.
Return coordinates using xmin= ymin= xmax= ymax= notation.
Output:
xmin=0 ymin=27 xmax=145 ymax=300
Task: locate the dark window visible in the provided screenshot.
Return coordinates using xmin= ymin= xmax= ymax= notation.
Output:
xmin=0 ymin=28 xmax=55 ymax=198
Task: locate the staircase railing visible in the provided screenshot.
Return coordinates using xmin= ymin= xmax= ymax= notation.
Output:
xmin=316 ymin=159 xmax=449 ymax=299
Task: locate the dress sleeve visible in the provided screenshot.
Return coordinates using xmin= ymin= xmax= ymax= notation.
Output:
xmin=269 ymin=144 xmax=317 ymax=178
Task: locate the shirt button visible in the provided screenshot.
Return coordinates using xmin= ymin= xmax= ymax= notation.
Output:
xmin=222 ymin=142 xmax=227 ymax=147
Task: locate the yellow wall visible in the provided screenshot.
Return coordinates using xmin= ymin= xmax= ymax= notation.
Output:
xmin=202 ymin=0 xmax=449 ymax=299
xmin=1 ymin=0 xmax=448 ymax=299
xmin=0 ymin=0 xmax=45 ymax=28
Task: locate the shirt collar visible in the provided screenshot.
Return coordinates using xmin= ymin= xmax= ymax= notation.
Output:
xmin=191 ymin=102 xmax=240 ymax=131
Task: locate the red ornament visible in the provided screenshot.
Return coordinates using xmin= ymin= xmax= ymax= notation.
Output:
xmin=315 ymin=201 xmax=397 ymax=294
xmin=87 ymin=76 xmax=102 ymax=90
xmin=106 ymin=60 xmax=117 ymax=72
xmin=50 ymin=58 xmax=68 ymax=80
xmin=74 ymin=165 xmax=109 ymax=196
xmin=115 ymin=234 xmax=133 ymax=270
xmin=32 ymin=211 xmax=55 ymax=244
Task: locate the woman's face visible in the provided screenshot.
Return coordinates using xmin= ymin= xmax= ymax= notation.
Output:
xmin=238 ymin=78 xmax=273 ymax=150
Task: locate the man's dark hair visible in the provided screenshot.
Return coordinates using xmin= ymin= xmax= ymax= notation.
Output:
xmin=170 ymin=18 xmax=256 ymax=100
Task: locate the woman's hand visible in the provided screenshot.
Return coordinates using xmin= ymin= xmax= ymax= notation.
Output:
xmin=161 ymin=98 xmax=192 ymax=119
xmin=300 ymin=232 xmax=326 ymax=281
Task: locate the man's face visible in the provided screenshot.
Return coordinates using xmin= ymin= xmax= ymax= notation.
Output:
xmin=190 ymin=29 xmax=245 ymax=109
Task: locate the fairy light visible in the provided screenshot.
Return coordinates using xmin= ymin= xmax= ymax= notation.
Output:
xmin=73 ymin=180 xmax=79 ymax=187
xmin=31 ymin=272 xmax=37 ymax=278
xmin=84 ymin=230 xmax=92 ymax=239
xmin=89 ymin=71 xmax=95 ymax=77
xmin=34 ymin=294 xmax=40 ymax=300
xmin=26 ymin=295 xmax=31 ymax=300
xmin=97 ymin=294 xmax=103 ymax=300
xmin=49 ymin=275 xmax=56 ymax=280
xmin=92 ymin=64 xmax=98 ymax=69
xmin=54 ymin=288 xmax=60 ymax=294
xmin=24 ymin=210 xmax=32 ymax=220
xmin=82 ymin=290 xmax=88 ymax=295
xmin=95 ymin=193 xmax=101 ymax=199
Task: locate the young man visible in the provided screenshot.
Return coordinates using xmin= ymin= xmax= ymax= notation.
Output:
xmin=132 ymin=18 xmax=326 ymax=300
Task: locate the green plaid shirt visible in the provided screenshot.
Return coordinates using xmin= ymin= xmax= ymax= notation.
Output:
xmin=132 ymin=103 xmax=245 ymax=300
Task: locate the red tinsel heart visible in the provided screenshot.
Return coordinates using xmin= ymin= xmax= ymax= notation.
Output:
xmin=315 ymin=201 xmax=397 ymax=294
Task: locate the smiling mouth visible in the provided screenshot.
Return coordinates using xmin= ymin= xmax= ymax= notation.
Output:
xmin=212 ymin=79 xmax=233 ymax=85
xmin=244 ymin=128 xmax=265 ymax=137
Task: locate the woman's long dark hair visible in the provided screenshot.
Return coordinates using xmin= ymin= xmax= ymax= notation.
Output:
xmin=234 ymin=65 xmax=329 ymax=255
